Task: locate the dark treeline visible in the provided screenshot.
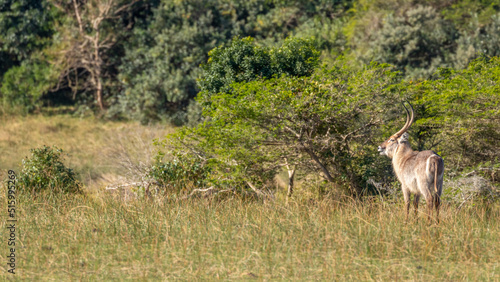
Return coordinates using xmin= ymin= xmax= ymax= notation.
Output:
xmin=1 ymin=0 xmax=500 ymax=123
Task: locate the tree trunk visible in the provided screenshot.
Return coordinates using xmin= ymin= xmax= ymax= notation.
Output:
xmin=93 ymin=28 xmax=104 ymax=111
xmin=285 ymin=159 xmax=296 ymax=197
xmin=96 ymin=75 xmax=104 ymax=111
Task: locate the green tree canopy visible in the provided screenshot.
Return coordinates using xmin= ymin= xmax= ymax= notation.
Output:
xmin=0 ymin=0 xmax=56 ymax=61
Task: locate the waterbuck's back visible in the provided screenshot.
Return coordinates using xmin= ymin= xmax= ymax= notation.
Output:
xmin=393 ymin=147 xmax=444 ymax=196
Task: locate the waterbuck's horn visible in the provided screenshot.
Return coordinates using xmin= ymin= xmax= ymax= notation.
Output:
xmin=393 ymin=101 xmax=414 ymax=137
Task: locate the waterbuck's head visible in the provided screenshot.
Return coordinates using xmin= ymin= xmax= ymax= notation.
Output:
xmin=378 ymin=102 xmax=414 ymax=158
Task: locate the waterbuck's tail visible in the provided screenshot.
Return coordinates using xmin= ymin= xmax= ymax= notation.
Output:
xmin=427 ymin=155 xmax=441 ymax=195
xmin=434 ymin=159 xmax=439 ymax=194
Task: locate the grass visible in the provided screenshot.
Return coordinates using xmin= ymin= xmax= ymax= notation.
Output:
xmin=0 ymin=192 xmax=498 ymax=280
xmin=0 ymin=114 xmax=499 ymax=280
xmin=0 ymin=114 xmax=173 ymax=188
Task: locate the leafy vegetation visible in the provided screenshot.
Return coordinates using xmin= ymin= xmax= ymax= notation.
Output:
xmin=18 ymin=145 xmax=82 ymax=194
xmin=198 ymin=37 xmax=319 ymax=96
xmin=157 ymin=38 xmax=498 ymax=196
xmin=1 ymin=58 xmax=58 ymax=113
xmin=363 ymin=5 xmax=458 ymax=79
xmin=147 ymin=152 xmax=210 ymax=194
xmin=0 ymin=1 xmax=498 ymax=279
xmin=175 ymin=60 xmax=398 ymax=195
xmin=0 ymin=0 xmax=56 ymax=62
xmin=1 ymin=0 xmax=499 ymax=121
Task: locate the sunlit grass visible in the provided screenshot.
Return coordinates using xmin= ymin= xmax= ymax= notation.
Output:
xmin=0 ymin=190 xmax=498 ymax=280
xmin=0 ymin=114 xmax=174 ymax=187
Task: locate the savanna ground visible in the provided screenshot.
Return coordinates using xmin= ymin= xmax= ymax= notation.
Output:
xmin=1 ymin=115 xmax=499 ymax=280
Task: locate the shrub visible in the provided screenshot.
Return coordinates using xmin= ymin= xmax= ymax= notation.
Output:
xmin=358 ymin=5 xmax=458 ymax=79
xmin=198 ymin=36 xmax=320 ymax=101
xmin=1 ymin=59 xmax=57 ymax=114
xmin=452 ymin=13 xmax=500 ymax=69
xmin=147 ymin=151 xmax=210 ymax=194
xmin=18 ymin=146 xmax=82 ymax=194
xmin=169 ymin=61 xmax=401 ymax=196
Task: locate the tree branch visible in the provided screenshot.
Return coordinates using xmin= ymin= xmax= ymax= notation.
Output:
xmin=284 ymin=126 xmax=335 ymax=183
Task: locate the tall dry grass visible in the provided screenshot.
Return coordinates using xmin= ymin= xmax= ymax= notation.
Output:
xmin=0 ymin=114 xmax=173 ymax=188
xmin=0 ymin=190 xmax=498 ymax=280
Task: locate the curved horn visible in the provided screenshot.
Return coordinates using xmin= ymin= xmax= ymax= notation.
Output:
xmin=393 ymin=101 xmax=414 ymax=137
xmin=406 ymin=101 xmax=414 ymax=130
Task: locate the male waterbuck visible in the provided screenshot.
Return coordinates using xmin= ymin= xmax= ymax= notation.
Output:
xmin=378 ymin=102 xmax=444 ymax=223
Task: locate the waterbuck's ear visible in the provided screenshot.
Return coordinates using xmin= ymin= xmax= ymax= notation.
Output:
xmin=399 ymin=132 xmax=410 ymax=143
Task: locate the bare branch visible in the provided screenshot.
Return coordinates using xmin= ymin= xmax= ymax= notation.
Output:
xmin=72 ymin=0 xmax=84 ymax=32
xmin=284 ymin=126 xmax=335 ymax=183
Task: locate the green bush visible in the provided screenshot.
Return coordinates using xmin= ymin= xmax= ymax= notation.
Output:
xmin=18 ymin=146 xmax=82 ymax=194
xmin=198 ymin=37 xmax=273 ymax=97
xmin=452 ymin=13 xmax=500 ymax=69
xmin=0 ymin=0 xmax=56 ymax=61
xmin=169 ymin=60 xmax=402 ymax=196
xmin=147 ymin=152 xmax=210 ymax=194
xmin=1 ymin=60 xmax=57 ymax=114
xmin=198 ymin=36 xmax=320 ymax=104
xmin=366 ymin=5 xmax=458 ymax=79
xmin=270 ymin=36 xmax=321 ymax=76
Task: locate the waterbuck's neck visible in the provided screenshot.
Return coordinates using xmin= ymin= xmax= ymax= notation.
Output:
xmin=392 ymin=141 xmax=414 ymax=172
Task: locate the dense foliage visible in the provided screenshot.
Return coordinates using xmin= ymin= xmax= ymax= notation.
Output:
xmin=18 ymin=145 xmax=82 ymax=194
xmin=0 ymin=0 xmax=498 ymax=196
xmin=189 ymin=63 xmax=400 ymax=195
xmin=407 ymin=57 xmax=500 ymax=172
xmin=1 ymin=0 xmax=499 ymax=120
xmin=198 ymin=37 xmax=319 ymax=99
xmin=156 ymin=42 xmax=499 ymax=196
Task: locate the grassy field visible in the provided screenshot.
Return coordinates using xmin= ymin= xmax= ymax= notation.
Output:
xmin=1 ymin=193 xmax=498 ymax=280
xmin=1 ymin=115 xmax=499 ymax=280
xmin=0 ymin=114 xmax=174 ymax=189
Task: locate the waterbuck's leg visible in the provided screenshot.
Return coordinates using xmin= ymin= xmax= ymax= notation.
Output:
xmin=413 ymin=194 xmax=420 ymax=220
xmin=403 ymin=189 xmax=411 ymax=222
xmin=434 ymin=194 xmax=441 ymax=223
xmin=287 ymin=168 xmax=295 ymax=197
xmin=426 ymin=197 xmax=434 ymax=224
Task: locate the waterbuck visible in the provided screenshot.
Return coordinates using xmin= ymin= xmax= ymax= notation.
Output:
xmin=378 ymin=102 xmax=444 ymax=223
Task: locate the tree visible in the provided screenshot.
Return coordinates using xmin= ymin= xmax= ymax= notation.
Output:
xmin=49 ymin=0 xmax=140 ymax=111
xmin=0 ymin=0 xmax=55 ymax=62
xmin=366 ymin=5 xmax=458 ymax=79
xmin=1 ymin=59 xmax=57 ymax=113
xmin=0 ymin=0 xmax=57 ymax=89
xmin=160 ymin=38 xmax=401 ymax=196
xmin=452 ymin=13 xmax=500 ymax=69
xmin=198 ymin=37 xmax=319 ymax=100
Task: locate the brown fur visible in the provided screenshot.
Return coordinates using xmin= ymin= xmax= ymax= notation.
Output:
xmin=379 ymin=133 xmax=444 ymax=223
